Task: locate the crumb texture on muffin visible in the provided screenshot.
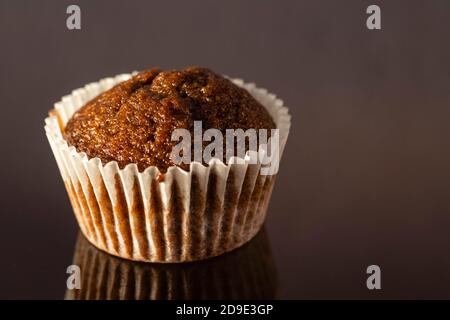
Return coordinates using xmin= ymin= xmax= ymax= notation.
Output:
xmin=63 ymin=67 xmax=275 ymax=172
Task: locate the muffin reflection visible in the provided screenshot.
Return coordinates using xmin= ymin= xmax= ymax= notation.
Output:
xmin=65 ymin=227 xmax=277 ymax=300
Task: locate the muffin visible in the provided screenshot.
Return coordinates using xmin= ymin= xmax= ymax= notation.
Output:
xmin=45 ymin=67 xmax=290 ymax=263
xmin=65 ymin=228 xmax=277 ymax=300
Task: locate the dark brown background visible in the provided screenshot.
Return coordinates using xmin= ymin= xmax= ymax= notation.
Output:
xmin=0 ymin=0 xmax=449 ymax=299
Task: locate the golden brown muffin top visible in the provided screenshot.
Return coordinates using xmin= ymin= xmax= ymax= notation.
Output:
xmin=63 ymin=67 xmax=275 ymax=172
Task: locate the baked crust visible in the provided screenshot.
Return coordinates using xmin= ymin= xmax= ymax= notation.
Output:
xmin=64 ymin=67 xmax=275 ymax=172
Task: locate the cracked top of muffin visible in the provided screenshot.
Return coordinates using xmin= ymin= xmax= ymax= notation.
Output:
xmin=63 ymin=67 xmax=275 ymax=172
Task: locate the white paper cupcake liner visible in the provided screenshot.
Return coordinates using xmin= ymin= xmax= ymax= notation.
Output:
xmin=45 ymin=72 xmax=291 ymax=263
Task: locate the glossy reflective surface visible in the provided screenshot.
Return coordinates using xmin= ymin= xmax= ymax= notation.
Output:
xmin=65 ymin=229 xmax=277 ymax=300
xmin=1 ymin=0 xmax=450 ymax=299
